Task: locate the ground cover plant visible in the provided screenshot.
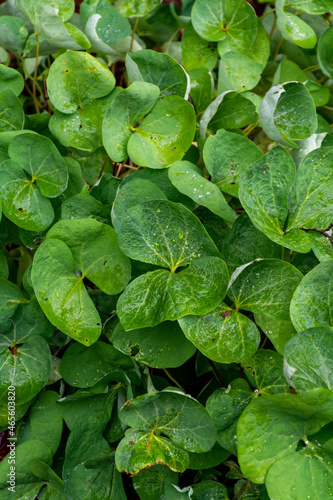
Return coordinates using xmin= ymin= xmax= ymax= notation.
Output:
xmin=0 ymin=0 xmax=333 ymax=498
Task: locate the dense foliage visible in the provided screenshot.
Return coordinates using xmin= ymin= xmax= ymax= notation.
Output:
xmin=0 ymin=0 xmax=333 ymax=498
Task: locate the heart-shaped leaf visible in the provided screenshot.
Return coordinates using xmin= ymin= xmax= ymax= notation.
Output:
xmin=102 ymin=81 xmax=160 ymax=162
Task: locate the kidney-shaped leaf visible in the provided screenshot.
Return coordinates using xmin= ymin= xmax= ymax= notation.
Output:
xmin=192 ymin=0 xmax=257 ymax=46
xmin=102 ymin=81 xmax=160 ymax=162
xmin=0 ymin=89 xmax=24 ymax=132
xmin=116 ymin=390 xmax=217 ymax=473
xmin=117 ymin=200 xmax=221 ymax=270
xmin=117 ymin=257 xmax=229 ymax=330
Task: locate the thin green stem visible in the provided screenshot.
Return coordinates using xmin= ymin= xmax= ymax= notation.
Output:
xmin=260 ymin=8 xmax=275 ymax=19
xmin=130 ymin=17 xmax=139 ymax=53
xmin=163 ymin=369 xmax=185 ymax=392
xmin=32 ymin=32 xmax=41 ymax=113
xmin=273 ymin=36 xmax=283 ymax=61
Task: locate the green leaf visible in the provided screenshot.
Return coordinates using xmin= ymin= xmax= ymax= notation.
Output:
xmin=287 ymin=146 xmax=333 ymax=231
xmin=203 ymin=129 xmax=263 ymax=197
xmin=284 ymin=326 xmax=333 ymax=392
xmin=31 ymin=238 xmax=102 ymax=346
xmin=242 ymin=349 xmax=288 ymax=395
xmin=0 ymin=440 xmax=53 ymax=500
xmin=8 ymin=132 xmax=68 ymax=197
xmin=32 ymin=219 xmax=130 ymax=345
xmin=181 ymin=21 xmax=218 ymax=72
xmin=239 ymin=146 xmax=312 ymax=252
xmin=120 ymin=168 xmax=196 ymax=210
xmin=126 ymin=50 xmax=190 ymax=98
xmin=112 ymin=321 xmax=196 ymax=369
xmin=0 ymin=250 xmax=8 ymax=279
xmin=187 ymin=68 xmax=213 ymax=114
xmin=127 ymin=95 xmax=196 ymax=169
xmin=0 ymin=15 xmax=28 ymax=55
xmin=179 ymin=303 xmax=260 ymax=364
xmin=266 ymin=449 xmax=333 ymax=500
xmin=90 ymin=173 xmax=121 ymax=206
xmin=222 ymin=213 xmax=281 ymax=273
xmin=318 ymin=27 xmax=333 ymax=78
xmin=112 ymin=178 xmax=167 ymax=232
xmin=0 ymin=89 xmax=24 ymax=132
xmin=81 ymin=0 xmax=131 ymax=49
xmin=0 ymin=334 xmax=51 ymax=405
xmin=60 ymin=340 xmax=137 ymax=388
xmin=47 ymin=50 xmax=115 ymax=114
xmin=49 ymin=88 xmax=120 ymax=152
xmin=0 ymin=64 xmax=24 ymax=95
xmin=227 ymin=259 xmax=303 ymax=320
xmin=284 ymin=0 xmax=333 ymax=14
xmin=116 ymin=429 xmax=190 ymax=474
xmin=16 ymin=0 xmax=75 ymax=25
xmin=206 ymin=379 xmax=253 ymax=452
xmin=276 ymin=0 xmax=317 ymax=48
xmin=0 ymin=276 xmax=28 ymax=325
xmin=117 ymin=200 xmax=221 ymax=269
xmin=200 ymin=91 xmax=256 ymax=139
xmin=168 ymin=161 xmax=236 ymax=223
xmin=46 ymin=218 xmax=131 ymax=294
xmin=18 ymin=391 xmax=63 ymax=454
xmin=57 ymin=385 xmax=117 ymax=429
xmin=259 ymin=82 xmax=317 ymax=146
xmin=63 ymin=415 xmax=125 ymax=500
xmin=118 ymin=0 xmax=161 ymax=17
xmin=132 ymin=464 xmax=178 ymax=500
xmin=254 ymin=313 xmax=296 ymax=355
xmin=192 ymin=0 xmax=257 ymax=46
xmin=237 ymin=388 xmax=333 ymax=484
xmin=218 ymin=52 xmax=263 ymax=93
xmin=192 ymin=481 xmax=229 ymax=500
xmin=116 ymin=390 xmax=217 ymax=473
xmin=290 ymin=261 xmax=333 ymax=331
xmin=117 ymin=257 xmax=229 ymax=330
xmin=188 ymin=443 xmax=230 ymax=470
xmin=102 ymin=81 xmax=160 ymax=162
xmin=1 ymin=295 xmax=55 ymax=343
xmin=59 ymin=193 xmax=111 ymax=225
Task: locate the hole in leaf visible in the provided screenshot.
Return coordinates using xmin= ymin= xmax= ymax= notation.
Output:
xmin=296 ymin=439 xmax=307 ymax=451
xmin=130 ymin=344 xmax=141 ymax=357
